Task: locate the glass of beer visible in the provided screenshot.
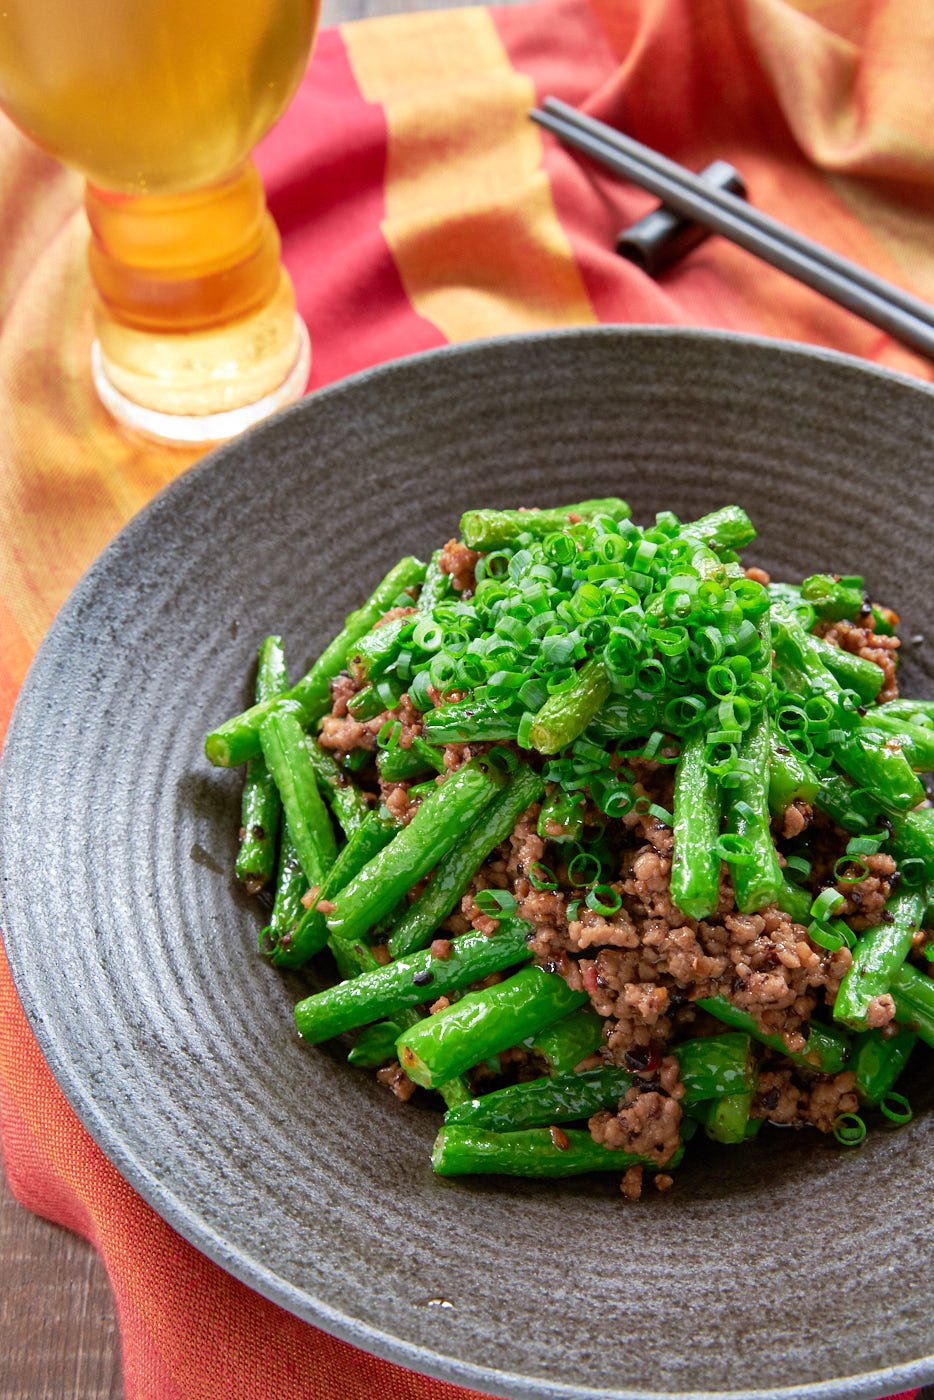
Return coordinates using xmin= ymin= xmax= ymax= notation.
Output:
xmin=0 ymin=0 xmax=320 ymax=443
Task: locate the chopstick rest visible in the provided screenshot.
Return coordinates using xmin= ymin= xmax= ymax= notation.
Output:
xmin=617 ymin=159 xmax=746 ymax=276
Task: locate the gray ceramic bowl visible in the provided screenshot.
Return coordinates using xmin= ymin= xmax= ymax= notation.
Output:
xmin=1 ymin=329 xmax=933 ymax=1400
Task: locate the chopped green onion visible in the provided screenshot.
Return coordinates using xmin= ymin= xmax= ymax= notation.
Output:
xmin=846 ymin=835 xmax=883 ymax=857
xmin=474 ymin=889 xmax=518 ymax=915
xmin=879 ymin=1092 xmax=912 ymax=1125
xmin=714 ymin=833 xmax=755 ymax=864
xmin=585 ymin=884 xmax=623 ymax=916
xmin=528 ymin=862 xmax=558 ymax=892
xmin=567 ymin=850 xmax=601 ymax=887
xmin=833 ymin=855 xmax=870 ymax=884
xmin=810 ymin=889 xmax=846 ymax=921
xmin=833 ymin=1112 xmax=867 ymax=1146
xmin=899 ymin=857 xmax=928 ymax=888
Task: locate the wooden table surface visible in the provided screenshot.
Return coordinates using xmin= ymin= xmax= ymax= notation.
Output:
xmin=0 ymin=2 xmax=513 ymax=1396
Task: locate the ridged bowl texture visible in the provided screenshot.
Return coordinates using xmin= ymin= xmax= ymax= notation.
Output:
xmin=1 ymin=329 xmax=933 ymax=1400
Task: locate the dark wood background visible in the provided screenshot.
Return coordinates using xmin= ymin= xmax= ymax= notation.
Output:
xmin=0 ymin=1 xmax=512 ymax=1396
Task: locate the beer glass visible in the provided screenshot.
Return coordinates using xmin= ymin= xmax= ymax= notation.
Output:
xmin=0 ymin=0 xmax=320 ymax=443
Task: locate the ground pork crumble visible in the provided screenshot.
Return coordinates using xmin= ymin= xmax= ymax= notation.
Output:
xmin=307 ymin=603 xmax=928 ymax=1197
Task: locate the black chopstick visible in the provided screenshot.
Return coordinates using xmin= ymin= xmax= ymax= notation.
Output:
xmin=531 ymin=100 xmax=934 ymax=363
xmin=543 ymin=97 xmax=934 ymax=333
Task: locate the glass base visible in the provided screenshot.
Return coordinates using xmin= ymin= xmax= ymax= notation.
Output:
xmin=92 ymin=313 xmax=311 ymax=446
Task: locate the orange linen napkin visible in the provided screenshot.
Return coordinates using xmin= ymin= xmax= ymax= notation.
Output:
xmin=1 ymin=1 xmax=932 ymax=1395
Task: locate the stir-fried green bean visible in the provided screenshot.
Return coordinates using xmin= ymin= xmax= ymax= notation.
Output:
xmin=212 ymin=495 xmax=933 ymax=1189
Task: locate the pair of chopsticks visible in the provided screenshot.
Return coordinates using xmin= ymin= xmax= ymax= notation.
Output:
xmin=531 ymin=97 xmax=934 ymax=363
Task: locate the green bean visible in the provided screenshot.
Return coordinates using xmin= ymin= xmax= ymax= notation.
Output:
xmin=768 ymin=738 xmax=819 ymax=817
xmin=889 ymin=808 xmax=934 ymax=882
xmin=670 ymin=726 xmax=722 ymax=920
xmin=795 ymin=574 xmax=895 ymax=636
xmin=891 ymin=962 xmax=934 ymax=1049
xmin=392 ymin=1007 xmax=474 ymax=1110
xmin=205 ymin=556 xmax=425 ymax=766
xmin=294 ymin=922 xmax=533 ymax=1044
xmin=431 ymin=1125 xmax=681 ymax=1178
xmin=377 ymin=735 xmax=445 ymax=784
xmin=261 ymin=826 xmax=306 ymax=948
xmin=388 ymin=763 xmax=544 ymax=958
xmin=771 ymin=605 xmax=860 ymax=724
xmin=851 ymin=1025 xmax=917 ymax=1106
xmin=460 ymin=498 xmax=631 ymax=551
xmin=877 ymin=698 xmax=934 ymax=727
xmin=800 ymin=573 xmax=865 ymax=622
xmin=537 ymin=788 xmax=585 ymax=843
xmin=724 ymin=710 xmax=785 ymax=914
xmin=422 ymin=697 xmax=520 ymax=744
xmin=767 ymin=583 xmax=816 ymax=628
xmin=529 ymin=658 xmax=611 ymax=754
xmin=397 ymin=966 xmax=587 ymax=1089
xmin=443 ymin=1068 xmax=634 ymax=1132
xmin=810 ymin=637 xmax=884 ymax=704
xmin=340 ymin=746 xmax=373 ymax=775
xmin=345 ymin=1008 xmax=473 ymax=1110
xmin=347 ymin=1020 xmax=404 ymax=1068
xmin=833 ymin=890 xmax=925 ymax=1030
xmin=834 ymin=728 xmax=925 ymax=815
xmin=350 ymin=613 xmax=413 ymax=679
xmin=588 ymin=693 xmax=665 ymax=742
xmin=305 ymin=738 xmax=370 ymax=838
xmin=682 ymin=505 xmax=755 ymax=553
xmin=347 ymin=683 xmax=396 ymax=721
xmin=698 ymin=1090 xmax=755 ymax=1144
xmin=528 ymin=1008 xmax=603 ymax=1073
xmin=271 ymin=812 xmax=397 ymax=968
xmin=325 ymin=758 xmax=504 ymax=948
xmin=417 ymin=549 xmax=453 ymax=615
xmin=859 ymin=712 xmax=934 ymax=772
xmin=672 ymin=1033 xmax=757 ymax=1103
xmin=697 ymin=995 xmax=852 ymax=1073
xmin=236 ymin=635 xmax=288 ymax=891
xmin=813 ymin=770 xmax=882 ymax=833
xmin=258 ymin=709 xmax=338 ymax=888
xmin=444 ymin=1034 xmax=755 ymax=1133
xmin=776 ymin=877 xmax=813 ymax=925
xmin=814 ymin=772 xmax=934 ymax=881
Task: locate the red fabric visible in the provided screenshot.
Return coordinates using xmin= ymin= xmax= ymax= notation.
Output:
xmin=1 ymin=0 xmax=931 ymax=1395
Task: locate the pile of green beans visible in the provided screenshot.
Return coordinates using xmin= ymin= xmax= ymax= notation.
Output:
xmin=205 ymin=499 xmax=933 ymax=1189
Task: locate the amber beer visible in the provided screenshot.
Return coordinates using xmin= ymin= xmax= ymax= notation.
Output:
xmin=0 ymin=0 xmax=320 ymax=437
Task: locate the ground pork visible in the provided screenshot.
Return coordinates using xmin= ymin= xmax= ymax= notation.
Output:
xmin=817 ymin=618 xmax=900 ymax=703
xmin=317 ymin=714 xmax=371 ymax=754
xmin=836 ymin=852 xmax=897 ymax=932
xmin=318 ymin=692 xmax=424 ymax=755
xmin=437 ymin=538 xmax=479 ymax=594
xmin=329 ymin=671 xmax=360 ymax=718
xmin=864 ymin=992 xmax=896 ymax=1029
xmin=589 ymin=1086 xmax=682 ymax=1166
xmin=620 ymin=1165 xmax=644 ymax=1200
xmin=381 ymin=781 xmax=416 ymax=824
xmin=377 ymin=1062 xmax=417 ymax=1101
xmin=565 ymin=867 xmax=851 ymax=1057
xmin=782 ymin=801 xmax=812 ymax=839
xmin=753 ymin=1068 xmax=858 ymax=1131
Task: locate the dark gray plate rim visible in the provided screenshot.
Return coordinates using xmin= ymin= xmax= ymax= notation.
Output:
xmin=1 ymin=326 xmax=932 ymax=1400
